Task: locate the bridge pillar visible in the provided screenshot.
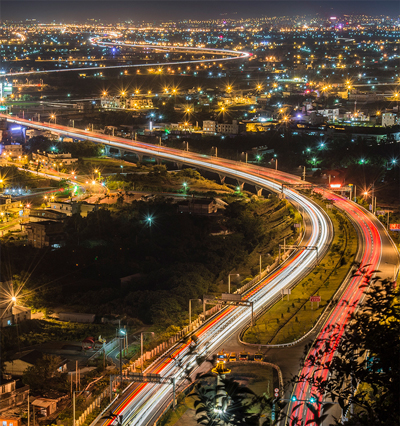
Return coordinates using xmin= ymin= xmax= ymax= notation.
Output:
xmin=103 ymin=145 xmax=110 ymax=156
xmin=136 ymin=153 xmax=143 ymax=162
xmin=119 ymin=149 xmax=126 ymax=158
xmin=155 ymin=158 xmax=162 ymax=165
xmin=218 ymin=174 xmax=226 ymax=184
xmin=174 ymin=162 xmax=182 ymax=169
xmin=255 ymin=186 xmax=263 ymax=197
xmin=236 ymin=180 xmax=245 ymax=191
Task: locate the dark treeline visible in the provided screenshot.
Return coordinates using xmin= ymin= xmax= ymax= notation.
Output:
xmin=3 ymin=196 xmax=294 ymax=327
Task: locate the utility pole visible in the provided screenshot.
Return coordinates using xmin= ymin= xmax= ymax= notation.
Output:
xmin=302 ymin=166 xmax=306 ymax=180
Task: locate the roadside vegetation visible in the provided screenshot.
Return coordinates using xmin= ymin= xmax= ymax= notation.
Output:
xmin=158 ymin=363 xmax=275 ymax=426
xmin=1 ymin=194 xmax=297 ymax=356
xmin=243 ymin=198 xmax=357 ymax=345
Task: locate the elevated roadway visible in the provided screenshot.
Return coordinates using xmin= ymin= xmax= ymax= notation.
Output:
xmin=1 ymin=114 xmax=332 ymax=425
xmin=2 ymin=114 xmax=399 ymax=425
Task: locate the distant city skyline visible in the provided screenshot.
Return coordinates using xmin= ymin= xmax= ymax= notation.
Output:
xmin=1 ymin=1 xmax=400 ymax=23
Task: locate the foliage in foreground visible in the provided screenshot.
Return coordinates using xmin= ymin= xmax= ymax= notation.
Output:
xmin=291 ymin=272 xmax=400 ymax=425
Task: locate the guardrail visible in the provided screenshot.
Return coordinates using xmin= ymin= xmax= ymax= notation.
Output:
xmin=88 ymin=338 xmax=118 ymax=362
xmin=238 ymin=197 xmax=360 ymax=349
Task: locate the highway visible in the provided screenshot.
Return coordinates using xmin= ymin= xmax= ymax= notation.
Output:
xmin=287 ymin=190 xmax=400 ymax=425
xmin=2 ymin=115 xmax=399 ymax=425
xmin=0 ymin=114 xmax=332 ymax=425
xmin=1 ymin=37 xmax=250 ymax=77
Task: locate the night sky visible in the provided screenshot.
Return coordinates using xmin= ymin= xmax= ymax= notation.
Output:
xmin=1 ymin=1 xmax=400 ymax=23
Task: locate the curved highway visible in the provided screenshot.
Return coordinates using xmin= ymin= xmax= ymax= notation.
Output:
xmin=287 ymin=190 xmax=399 ymax=425
xmin=0 ymin=114 xmax=331 ymax=425
xmin=2 ymin=116 xmax=398 ymax=426
xmin=1 ymin=36 xmax=250 ymax=77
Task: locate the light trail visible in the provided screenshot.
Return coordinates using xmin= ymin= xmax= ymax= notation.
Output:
xmin=1 ymin=36 xmax=250 ymax=77
xmin=287 ymin=191 xmax=391 ymax=425
xmin=0 ymin=115 xmax=332 ymax=426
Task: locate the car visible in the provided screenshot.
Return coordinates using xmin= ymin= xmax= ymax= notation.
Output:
xmin=254 ymin=353 xmax=263 ymax=362
xmin=239 ymin=352 xmax=249 ymax=361
xmin=228 ymin=352 xmax=237 ymax=362
xmin=217 ymin=350 xmax=228 ymax=362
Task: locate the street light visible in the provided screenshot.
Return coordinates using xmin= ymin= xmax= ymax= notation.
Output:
xmin=141 ymin=332 xmax=154 ymax=372
xmin=228 ymin=274 xmax=239 ymax=294
xmin=189 ymin=298 xmax=201 ymax=327
xmin=118 ymin=328 xmax=126 ymax=385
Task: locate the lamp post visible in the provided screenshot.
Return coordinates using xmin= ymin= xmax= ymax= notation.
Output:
xmin=228 ymin=274 xmax=239 ymax=294
xmin=189 ymin=298 xmax=201 ymax=327
xmin=118 ymin=328 xmax=126 ymax=385
xmin=141 ymin=332 xmax=154 ymax=372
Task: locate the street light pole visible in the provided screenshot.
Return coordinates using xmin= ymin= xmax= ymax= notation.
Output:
xmin=189 ymin=299 xmax=201 ymax=328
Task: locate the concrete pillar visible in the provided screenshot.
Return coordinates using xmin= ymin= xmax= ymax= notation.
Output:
xmin=156 ymin=158 xmax=162 ymax=165
xmin=136 ymin=153 xmax=143 ymax=162
xmin=236 ymin=180 xmax=245 ymax=191
xmin=255 ymin=186 xmax=263 ymax=197
xmin=218 ymin=174 xmax=226 ymax=184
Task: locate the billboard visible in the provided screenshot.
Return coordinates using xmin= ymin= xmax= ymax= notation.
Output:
xmin=310 ymin=296 xmax=321 ymax=302
xmin=389 ymin=224 xmax=400 ymax=231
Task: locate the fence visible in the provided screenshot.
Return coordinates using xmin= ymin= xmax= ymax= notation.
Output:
xmin=75 ymin=389 xmax=109 ymax=426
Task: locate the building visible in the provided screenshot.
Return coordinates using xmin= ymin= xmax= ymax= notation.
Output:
xmin=203 ymin=120 xmax=216 ymax=133
xmin=316 ymin=108 xmax=340 ymax=121
xmin=217 ymin=120 xmax=241 ymax=135
xmin=29 ymin=209 xmax=67 ymax=222
xmin=178 ymin=198 xmax=218 ymax=215
xmin=32 ymin=399 xmax=58 ymax=417
xmin=78 ymin=202 xmax=99 ymax=217
xmin=47 ymin=201 xmax=79 ymax=216
xmin=126 ymin=97 xmax=153 ymax=109
xmin=0 ymin=417 xmax=21 ymax=426
xmin=0 ymin=304 xmax=31 ymax=328
xmin=25 ymin=220 xmax=65 ymax=249
xmin=0 ymin=379 xmax=29 ymax=412
xmin=382 ymin=113 xmax=397 ymax=127
xmin=2 ymin=144 xmax=23 ymax=158
xmin=3 ymin=350 xmax=68 ymax=377
xmin=0 ymin=197 xmax=22 ymax=213
xmin=32 ymin=152 xmax=78 ymax=167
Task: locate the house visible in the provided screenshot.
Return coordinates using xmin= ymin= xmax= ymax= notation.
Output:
xmin=178 ymin=198 xmax=218 ymax=215
xmin=25 ymin=220 xmax=65 ymax=249
xmin=31 ymin=398 xmax=58 ymax=417
xmin=0 ymin=417 xmax=21 ymax=426
xmin=4 ymin=350 xmax=68 ymax=377
xmin=203 ymin=120 xmax=216 ymax=133
xmin=0 ymin=379 xmax=29 ymax=411
xmin=32 ymin=152 xmax=78 ymax=167
xmin=2 ymin=144 xmax=23 ymax=158
xmin=0 ymin=282 xmax=31 ymax=326
xmin=29 ymin=209 xmax=67 ymax=222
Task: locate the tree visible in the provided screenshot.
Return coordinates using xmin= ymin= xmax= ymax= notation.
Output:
xmin=23 ymin=354 xmax=67 ymax=392
xmin=191 ymin=375 xmax=262 ymax=425
xmin=291 ymin=272 xmax=400 ymax=425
